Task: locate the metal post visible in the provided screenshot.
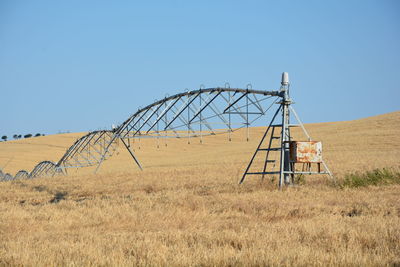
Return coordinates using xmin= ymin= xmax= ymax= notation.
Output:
xmin=199 ymin=87 xmax=203 ymax=144
xmin=279 ymin=72 xmax=291 ymax=188
xmin=120 ymin=138 xmax=143 ymax=170
xmin=283 ymin=102 xmax=291 ymax=185
xmin=187 ymin=92 xmax=190 ymax=144
xmin=246 ymin=90 xmax=249 ymax=141
xmin=156 ymin=106 xmax=160 ymax=148
xmin=164 ymin=99 xmax=168 ymax=147
xmin=138 ymin=118 xmax=141 ymax=150
xmin=228 ymin=91 xmax=231 ymax=141
xmin=279 ymin=102 xmax=286 ymax=189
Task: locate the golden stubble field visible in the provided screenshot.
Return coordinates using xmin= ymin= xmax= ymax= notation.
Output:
xmin=0 ymin=111 xmax=399 ymax=266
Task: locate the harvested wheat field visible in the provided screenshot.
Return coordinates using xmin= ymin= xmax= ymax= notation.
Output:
xmin=0 ymin=111 xmax=399 ymax=266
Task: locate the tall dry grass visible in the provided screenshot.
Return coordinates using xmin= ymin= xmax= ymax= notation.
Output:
xmin=0 ymin=169 xmax=399 ymax=266
xmin=0 ymin=111 xmax=399 ymax=266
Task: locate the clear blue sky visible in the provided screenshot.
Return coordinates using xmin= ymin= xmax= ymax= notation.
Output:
xmin=1 ymin=0 xmax=399 ymax=138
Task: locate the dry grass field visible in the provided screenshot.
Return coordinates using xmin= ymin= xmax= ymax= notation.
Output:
xmin=0 ymin=111 xmax=399 ymax=266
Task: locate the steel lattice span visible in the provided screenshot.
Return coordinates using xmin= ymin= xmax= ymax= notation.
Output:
xmin=2 ymin=73 xmax=334 ymax=188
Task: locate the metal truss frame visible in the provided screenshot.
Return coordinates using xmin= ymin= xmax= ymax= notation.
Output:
xmin=1 ymin=173 xmax=14 ymax=181
xmin=0 ymin=169 xmax=14 ymax=181
xmin=240 ymin=78 xmax=335 ymax=188
xmin=95 ymin=87 xmax=282 ymax=172
xmin=14 ymin=170 xmax=29 ymax=179
xmin=6 ymin=87 xmax=282 ymax=181
xmin=56 ymin=130 xmax=118 ymax=171
xmin=29 ymin=161 xmax=62 ymax=178
xmin=4 ymin=76 xmax=334 ymax=188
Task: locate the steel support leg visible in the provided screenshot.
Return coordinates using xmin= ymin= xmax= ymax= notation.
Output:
xmin=120 ymin=138 xmax=143 ymax=170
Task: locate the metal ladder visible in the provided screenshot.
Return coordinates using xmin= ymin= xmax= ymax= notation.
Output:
xmin=239 ymin=106 xmax=282 ymax=184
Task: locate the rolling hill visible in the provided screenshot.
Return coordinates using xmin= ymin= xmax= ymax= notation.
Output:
xmin=0 ymin=111 xmax=399 ymax=266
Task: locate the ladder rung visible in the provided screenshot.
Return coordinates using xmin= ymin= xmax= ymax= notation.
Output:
xmin=265 ymin=160 xmax=276 ymax=163
xmin=246 ymin=171 xmax=280 ymax=175
xmin=258 ymin=148 xmax=281 ymax=151
xmin=271 ymin=124 xmax=299 ymax=127
xmin=271 ymin=136 xmax=280 ymax=139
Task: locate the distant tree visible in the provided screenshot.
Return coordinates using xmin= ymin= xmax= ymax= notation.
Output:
xmin=1 ymin=136 xmax=7 ymax=141
xmin=35 ymin=133 xmax=41 ymax=137
xmin=24 ymin=134 xmax=32 ymax=138
xmin=42 ymin=134 xmax=45 ymax=136
xmin=13 ymin=134 xmax=18 ymax=139
xmin=18 ymin=135 xmax=22 ymax=139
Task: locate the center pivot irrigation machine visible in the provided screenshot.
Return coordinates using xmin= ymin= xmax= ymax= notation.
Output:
xmin=2 ymin=73 xmax=334 ymax=188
